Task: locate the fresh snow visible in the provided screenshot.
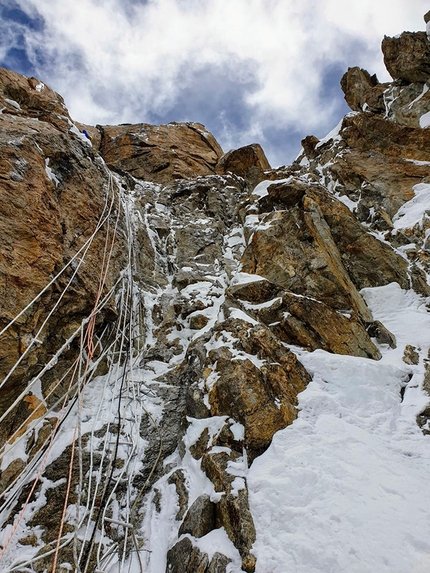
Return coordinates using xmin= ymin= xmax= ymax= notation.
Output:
xmin=45 ymin=158 xmax=60 ymax=187
xmin=419 ymin=111 xmax=430 ymax=128
xmin=335 ymin=192 xmax=358 ymax=212
xmin=248 ymin=282 xmax=430 ymax=573
xmin=193 ymin=528 xmax=243 ymax=566
xmin=230 ymin=272 xmax=266 ymax=286
xmin=4 ymin=99 xmax=21 ymax=110
xmin=392 ymin=183 xmax=430 ymax=231
xmin=404 ymin=158 xmax=430 ymax=166
xmin=408 ymin=84 xmax=429 ymax=110
xmin=228 ymin=307 xmax=259 ymax=326
xmin=316 ymin=118 xmax=344 ymax=148
xmin=251 ymin=178 xmax=291 ymax=199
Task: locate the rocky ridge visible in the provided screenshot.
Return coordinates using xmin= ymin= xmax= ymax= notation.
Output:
xmin=0 ymin=14 xmax=430 ymax=573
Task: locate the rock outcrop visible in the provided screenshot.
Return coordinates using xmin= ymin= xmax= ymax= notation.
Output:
xmin=382 ymin=31 xmax=430 ymax=83
xmin=0 ymin=70 xmax=126 ymax=453
xmin=340 ymin=67 xmax=382 ymax=112
xmin=98 ymin=121 xmax=224 ymax=184
xmin=216 ymin=143 xmax=271 ymax=189
xmin=1 ymin=10 xmax=430 ymax=573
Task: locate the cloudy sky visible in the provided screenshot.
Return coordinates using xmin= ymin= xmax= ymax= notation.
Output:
xmin=0 ymin=0 xmax=428 ymax=166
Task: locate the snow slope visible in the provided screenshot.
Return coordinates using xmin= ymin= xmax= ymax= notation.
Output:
xmin=248 ymin=283 xmax=430 ymax=573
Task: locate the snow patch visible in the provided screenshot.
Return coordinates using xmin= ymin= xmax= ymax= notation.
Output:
xmin=251 ymin=177 xmax=291 ymax=199
xmin=45 ymin=158 xmax=60 ymax=187
xmin=316 ymin=117 xmax=343 ymax=148
xmin=4 ymin=99 xmax=21 ymax=110
xmin=228 ymin=308 xmax=259 ymax=325
xmin=419 ymin=111 xmax=430 ymax=128
xmin=230 ymin=272 xmax=266 ymax=287
xmin=392 ymin=183 xmax=430 ymax=231
xmin=249 ymin=282 xmax=430 ymax=573
xmin=408 ymin=84 xmax=429 ymax=110
xmin=193 ymin=528 xmax=243 ymax=566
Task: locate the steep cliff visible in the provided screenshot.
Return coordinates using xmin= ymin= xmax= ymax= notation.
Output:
xmin=1 ymin=14 xmax=430 ymax=573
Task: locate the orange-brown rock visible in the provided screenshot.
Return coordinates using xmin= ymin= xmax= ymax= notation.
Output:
xmin=340 ymin=67 xmax=383 ymax=112
xmin=98 ymin=121 xmax=224 ymax=184
xmin=382 ymin=31 xmax=430 ymax=83
xmin=228 ymin=279 xmax=381 ymax=359
xmin=0 ymin=69 xmax=126 ymax=448
xmin=300 ymin=135 xmax=321 ymax=159
xmin=241 ymin=179 xmax=411 ymax=318
xmin=75 ymin=121 xmax=102 ymax=148
xmin=216 ymin=143 xmax=271 ymax=188
xmin=341 ymin=112 xmax=430 ymax=164
xmin=295 ymin=111 xmax=430 ymax=235
xmin=0 ymin=67 xmax=72 ymax=132
xmin=206 ymin=318 xmax=311 ymax=459
xmin=305 ymin=186 xmax=410 ymax=290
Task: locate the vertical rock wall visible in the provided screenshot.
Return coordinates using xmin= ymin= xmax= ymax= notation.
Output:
xmin=1 ymin=13 xmax=430 ymax=572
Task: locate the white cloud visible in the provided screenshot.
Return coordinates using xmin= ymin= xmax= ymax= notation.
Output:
xmin=10 ymin=0 xmax=430 ymax=164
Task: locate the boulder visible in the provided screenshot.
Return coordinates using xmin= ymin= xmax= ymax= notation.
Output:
xmin=382 ymin=32 xmax=430 ymax=83
xmin=340 ymin=67 xmax=382 ymax=112
xmin=166 ymin=537 xmax=209 ymax=573
xmin=166 ymin=538 xmax=232 ymax=573
xmin=366 ymin=320 xmax=397 ymax=349
xmin=206 ymin=318 xmax=311 ymax=458
xmin=216 ymin=143 xmax=271 ymax=187
xmin=402 ymin=344 xmax=420 ymax=365
xmin=300 ymin=135 xmax=321 ymax=158
xmin=179 ymin=494 xmax=217 ymax=538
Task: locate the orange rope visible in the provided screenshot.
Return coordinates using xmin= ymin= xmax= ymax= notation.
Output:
xmin=51 ymin=188 xmax=121 ymax=572
xmin=0 ymin=356 xmax=80 ymax=560
xmin=0 ymin=178 xmax=120 ymax=568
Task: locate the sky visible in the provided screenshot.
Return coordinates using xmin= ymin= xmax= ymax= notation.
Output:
xmin=0 ymin=0 xmax=428 ymax=167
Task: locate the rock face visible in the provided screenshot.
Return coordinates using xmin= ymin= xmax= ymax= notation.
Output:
xmin=382 ymin=31 xmax=430 ymax=83
xmin=1 ymin=12 xmax=430 ymax=573
xmin=0 ymin=69 xmax=126 ymax=452
xmin=340 ymin=67 xmax=382 ymax=112
xmin=205 ymin=318 xmax=311 ymax=459
xmin=216 ymin=143 xmax=271 ymax=188
xmin=241 ymin=179 xmax=407 ymax=322
xmin=229 ymin=279 xmax=381 ymax=359
xmin=98 ymin=121 xmax=224 ymax=184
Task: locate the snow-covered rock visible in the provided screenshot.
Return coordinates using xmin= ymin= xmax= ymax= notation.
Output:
xmin=2 ymin=11 xmax=430 ymax=572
